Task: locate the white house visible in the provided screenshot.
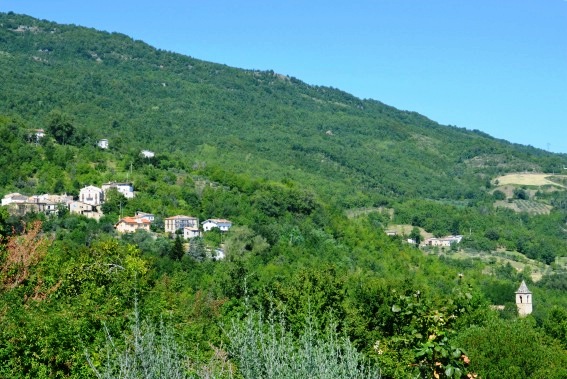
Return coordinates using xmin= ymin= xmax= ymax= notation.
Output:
xmin=135 ymin=211 xmax=155 ymax=222
xmin=213 ymin=248 xmax=225 ymax=260
xmin=183 ymin=226 xmax=201 ymax=239
xmin=202 ymin=219 xmax=232 ymax=232
xmin=141 ymin=150 xmax=155 ymax=158
xmin=28 ymin=128 xmax=45 ymax=143
xmin=164 ymin=215 xmax=199 ymax=234
xmin=79 ymin=185 xmax=104 ymax=206
xmin=424 ymin=235 xmax=463 ymax=247
xmin=98 ymin=139 xmax=109 ymax=149
xmin=102 ymin=182 xmax=135 ymax=199
xmin=1 ymin=192 xmax=29 ymax=206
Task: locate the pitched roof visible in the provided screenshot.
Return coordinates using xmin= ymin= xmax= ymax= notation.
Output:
xmin=516 ymin=280 xmax=532 ymax=294
xmin=118 ymin=217 xmax=150 ymax=225
xmin=165 ymin=215 xmax=196 ymax=220
xmin=205 ymin=218 xmax=231 ymax=224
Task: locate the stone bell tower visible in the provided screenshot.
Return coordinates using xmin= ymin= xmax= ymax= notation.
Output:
xmin=515 ymin=280 xmax=532 ymax=317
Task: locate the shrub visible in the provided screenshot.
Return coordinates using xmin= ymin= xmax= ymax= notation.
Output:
xmin=225 ymin=310 xmax=381 ymax=379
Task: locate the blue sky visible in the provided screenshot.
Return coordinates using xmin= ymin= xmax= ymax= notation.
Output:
xmin=3 ymin=0 xmax=567 ymax=153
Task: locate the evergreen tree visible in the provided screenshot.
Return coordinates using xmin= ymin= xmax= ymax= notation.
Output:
xmin=170 ymin=235 xmax=185 ymax=261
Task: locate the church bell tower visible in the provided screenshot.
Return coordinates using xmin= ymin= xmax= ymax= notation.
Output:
xmin=515 ymin=280 xmax=532 ymax=317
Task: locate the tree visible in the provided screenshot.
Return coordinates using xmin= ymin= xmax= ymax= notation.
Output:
xmin=101 ymin=188 xmax=127 ymax=219
xmin=409 ymin=226 xmax=422 ymax=245
xmin=46 ymin=111 xmax=76 ymax=145
xmin=170 ymin=235 xmax=185 ymax=261
xmin=189 ymin=236 xmax=206 ymax=262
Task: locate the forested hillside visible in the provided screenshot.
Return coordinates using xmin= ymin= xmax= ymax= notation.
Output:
xmin=1 ymin=12 xmax=567 ymax=379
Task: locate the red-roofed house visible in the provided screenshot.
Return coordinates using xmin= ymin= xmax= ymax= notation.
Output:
xmin=115 ymin=216 xmax=151 ymax=234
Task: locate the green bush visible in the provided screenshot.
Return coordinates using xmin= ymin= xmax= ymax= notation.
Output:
xmin=226 ymin=309 xmax=381 ymax=379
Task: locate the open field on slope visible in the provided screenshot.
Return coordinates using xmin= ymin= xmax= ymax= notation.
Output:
xmin=428 ymin=248 xmax=550 ymax=282
xmin=494 ymin=199 xmax=553 ymax=215
xmin=495 ymin=173 xmax=566 ymax=188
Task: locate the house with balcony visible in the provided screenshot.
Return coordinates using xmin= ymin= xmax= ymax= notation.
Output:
xmin=164 ymin=215 xmax=199 ymax=234
xmin=79 ymin=185 xmax=104 ymax=206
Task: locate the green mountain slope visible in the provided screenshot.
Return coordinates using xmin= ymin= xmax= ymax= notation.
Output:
xmin=2 ymin=13 xmax=567 ymax=379
xmin=1 ymin=12 xmax=565 ymax=205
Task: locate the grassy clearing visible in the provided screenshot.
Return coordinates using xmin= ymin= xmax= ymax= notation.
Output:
xmin=495 ymin=173 xmax=566 ymax=188
xmin=494 ymin=199 xmax=552 ymax=215
xmin=427 ymin=247 xmax=550 ymax=282
xmin=385 ymin=224 xmax=433 ymax=240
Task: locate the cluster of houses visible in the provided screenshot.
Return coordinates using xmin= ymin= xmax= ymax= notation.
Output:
xmin=1 ymin=186 xmax=232 ymax=241
xmin=386 ymin=229 xmax=463 ymax=248
xmin=95 ymin=137 xmax=155 ymax=159
xmin=1 ymin=182 xmax=134 ymax=220
xmin=115 ymin=214 xmax=232 ymax=239
xmin=1 ymin=192 xmax=73 ymax=216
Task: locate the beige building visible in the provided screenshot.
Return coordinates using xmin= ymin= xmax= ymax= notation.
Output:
xmin=183 ymin=226 xmax=201 ymax=239
xmin=115 ymin=217 xmax=151 ymax=233
xmin=69 ymin=201 xmax=101 ymax=220
xmin=164 ymin=215 xmax=199 ymax=234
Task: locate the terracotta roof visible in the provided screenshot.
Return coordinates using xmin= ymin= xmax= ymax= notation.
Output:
xmin=119 ymin=217 xmax=150 ymax=225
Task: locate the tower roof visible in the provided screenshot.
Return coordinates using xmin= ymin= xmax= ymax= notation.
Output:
xmin=516 ymin=280 xmax=532 ymax=294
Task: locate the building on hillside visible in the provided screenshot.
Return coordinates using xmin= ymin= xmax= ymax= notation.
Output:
xmin=202 ymin=218 xmax=232 ymax=232
xmin=2 ymin=192 xmax=72 ymax=216
xmin=516 ymin=280 xmax=533 ymax=317
xmin=102 ymin=182 xmax=135 ymax=199
xmin=115 ymin=216 xmax=151 ymax=234
xmin=79 ymin=185 xmax=104 ymax=206
xmin=69 ymin=201 xmax=101 ymax=220
xmin=98 ymin=139 xmax=109 ymax=149
xmin=385 ymin=230 xmax=397 ymax=236
xmin=27 ymin=128 xmax=45 ymax=144
xmin=424 ymin=235 xmax=463 ymax=247
xmin=141 ymin=150 xmax=155 ymax=158
xmin=1 ymin=192 xmax=29 ymax=206
xmin=135 ymin=211 xmax=155 ymax=222
xmin=28 ymin=194 xmax=73 ymax=215
xmin=183 ymin=226 xmax=201 ymax=239
xmin=5 ymin=202 xmax=48 ymax=216
xmin=164 ymin=215 xmax=199 ymax=234
xmin=34 ymin=129 xmax=45 ymax=139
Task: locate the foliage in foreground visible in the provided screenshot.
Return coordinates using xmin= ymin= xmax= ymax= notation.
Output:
xmin=456 ymin=317 xmax=567 ymax=379
xmin=226 ymin=309 xmax=380 ymax=379
xmin=88 ymin=306 xmax=381 ymax=379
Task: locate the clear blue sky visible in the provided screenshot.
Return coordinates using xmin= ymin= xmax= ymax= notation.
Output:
xmin=3 ymin=0 xmax=567 ymax=153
